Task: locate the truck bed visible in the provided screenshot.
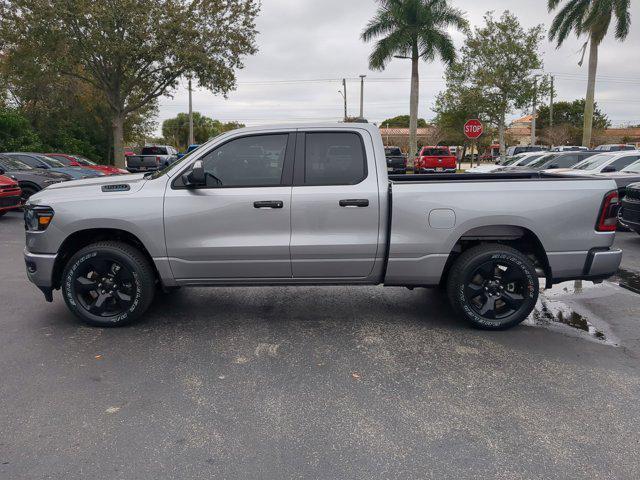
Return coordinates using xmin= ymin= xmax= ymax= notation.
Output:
xmin=384 ymin=172 xmax=619 ymax=286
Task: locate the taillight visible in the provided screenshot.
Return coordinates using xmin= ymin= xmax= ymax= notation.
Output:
xmin=403 ymin=157 xmax=407 ymax=167
xmin=596 ymin=190 xmax=620 ymax=232
xmin=156 ymin=156 xmax=161 ymax=165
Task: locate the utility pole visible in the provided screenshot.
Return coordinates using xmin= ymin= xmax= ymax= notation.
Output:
xmin=531 ymin=76 xmax=538 ymax=146
xmin=342 ymin=78 xmax=347 ymax=121
xmin=188 ymin=78 xmax=194 ymax=146
xmin=359 ymin=74 xmax=366 ymax=119
xmin=549 ymin=75 xmax=555 ymax=129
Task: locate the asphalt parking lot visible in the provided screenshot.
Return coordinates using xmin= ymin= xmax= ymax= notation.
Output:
xmin=1 ymin=210 xmax=639 ymax=479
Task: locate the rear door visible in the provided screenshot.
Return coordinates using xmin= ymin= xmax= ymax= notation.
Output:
xmin=164 ymin=132 xmax=295 ymax=280
xmin=290 ymin=129 xmax=380 ymax=278
xmin=607 ymin=154 xmax=640 ymax=172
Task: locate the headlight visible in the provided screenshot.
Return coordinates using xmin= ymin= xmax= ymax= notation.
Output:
xmin=24 ymin=206 xmax=55 ymax=231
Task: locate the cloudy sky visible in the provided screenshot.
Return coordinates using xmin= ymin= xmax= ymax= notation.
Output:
xmin=156 ymin=0 xmax=640 ymax=134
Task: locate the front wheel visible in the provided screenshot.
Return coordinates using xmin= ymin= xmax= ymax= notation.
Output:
xmin=446 ymin=244 xmax=539 ymax=330
xmin=61 ymin=241 xmax=156 ymax=327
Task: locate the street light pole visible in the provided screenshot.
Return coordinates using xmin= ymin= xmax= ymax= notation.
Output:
xmin=549 ymin=75 xmax=555 ymax=129
xmin=531 ymin=76 xmax=538 ymax=146
xmin=188 ymin=78 xmax=194 ymax=146
xmin=359 ymin=75 xmax=366 ymax=119
xmin=342 ymin=78 xmax=348 ymax=121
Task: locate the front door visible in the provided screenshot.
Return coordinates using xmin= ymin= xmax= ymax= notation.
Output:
xmin=164 ymin=132 xmax=295 ymax=280
xmin=290 ymin=130 xmax=380 ymax=278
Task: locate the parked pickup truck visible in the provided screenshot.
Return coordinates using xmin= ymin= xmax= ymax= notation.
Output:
xmin=24 ymin=123 xmax=622 ymax=330
xmin=414 ymin=146 xmax=457 ymax=173
xmin=126 ymin=145 xmax=179 ymax=173
xmin=384 ymin=146 xmax=407 ymax=174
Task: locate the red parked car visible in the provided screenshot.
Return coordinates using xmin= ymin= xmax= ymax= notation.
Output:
xmin=414 ymin=146 xmax=457 ymax=173
xmin=46 ymin=153 xmax=128 ymax=176
xmin=0 ymin=172 xmax=22 ymax=217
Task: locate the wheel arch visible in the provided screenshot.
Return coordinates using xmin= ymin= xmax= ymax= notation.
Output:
xmin=439 ymin=224 xmax=552 ymax=287
xmin=52 ymin=228 xmax=159 ymax=289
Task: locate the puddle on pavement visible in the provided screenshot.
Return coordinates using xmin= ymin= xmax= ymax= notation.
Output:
xmin=528 ymin=299 xmax=608 ymax=341
xmin=524 ymin=280 xmax=618 ymax=345
xmin=613 ymin=269 xmax=640 ymax=294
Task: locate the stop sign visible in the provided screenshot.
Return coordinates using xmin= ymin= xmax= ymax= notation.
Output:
xmin=464 ymin=119 xmax=483 ymax=139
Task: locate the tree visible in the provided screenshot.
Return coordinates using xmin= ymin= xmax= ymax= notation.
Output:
xmin=0 ymin=0 xmax=259 ymax=167
xmin=536 ymin=99 xmax=610 ymax=130
xmin=361 ymin=0 xmax=468 ymax=162
xmin=548 ymin=0 xmax=631 ymax=147
xmin=161 ymin=113 xmax=244 ymax=150
xmin=380 ymin=115 xmax=428 ymax=128
xmin=1 ymin=54 xmax=157 ymax=162
xmin=0 ymin=108 xmax=42 ymax=151
xmin=439 ymin=11 xmax=546 ymax=154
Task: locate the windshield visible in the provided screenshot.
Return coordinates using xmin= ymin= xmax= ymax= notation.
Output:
xmin=48 ymin=155 xmax=72 ymax=166
xmin=527 ymin=154 xmax=558 ymax=168
xmin=0 ymin=156 xmax=33 ymax=171
xmin=519 ymin=154 xmax=544 ymax=166
xmin=141 ymin=146 xmax=168 ymax=155
xmin=622 ymin=160 xmax=640 ymax=174
xmin=73 ymin=155 xmax=98 ymax=166
xmin=499 ymin=155 xmax=523 ymax=166
xmin=420 ymin=147 xmax=449 ymax=156
xmin=572 ymin=153 xmax=614 ymax=170
xmin=38 ymin=155 xmax=67 ymax=168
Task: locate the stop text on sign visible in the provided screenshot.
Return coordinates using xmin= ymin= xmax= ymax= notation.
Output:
xmin=464 ymin=119 xmax=483 ymax=139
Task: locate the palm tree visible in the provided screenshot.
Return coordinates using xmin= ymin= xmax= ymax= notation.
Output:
xmin=361 ymin=0 xmax=467 ymax=162
xmin=548 ymin=0 xmax=631 ymax=147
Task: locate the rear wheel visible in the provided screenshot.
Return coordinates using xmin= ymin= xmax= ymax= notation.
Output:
xmin=61 ymin=241 xmax=155 ymax=327
xmin=446 ymin=244 xmax=539 ymax=330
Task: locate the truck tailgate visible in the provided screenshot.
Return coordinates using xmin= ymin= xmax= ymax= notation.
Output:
xmin=126 ymin=155 xmax=158 ymax=171
xmin=384 ymin=175 xmax=619 ymax=286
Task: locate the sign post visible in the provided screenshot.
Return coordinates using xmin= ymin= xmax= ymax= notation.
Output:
xmin=464 ymin=119 xmax=483 ymax=169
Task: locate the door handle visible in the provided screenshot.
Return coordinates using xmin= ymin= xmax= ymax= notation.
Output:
xmin=254 ymin=200 xmax=284 ymax=209
xmin=339 ymin=199 xmax=369 ymax=208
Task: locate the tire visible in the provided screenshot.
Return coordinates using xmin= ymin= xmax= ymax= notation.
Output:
xmin=61 ymin=241 xmax=155 ymax=327
xmin=446 ymin=244 xmax=539 ymax=330
xmin=20 ymin=184 xmax=39 ymax=203
xmin=0 ymin=211 xmax=6 ymax=217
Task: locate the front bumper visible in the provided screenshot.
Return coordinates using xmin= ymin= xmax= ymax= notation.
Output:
xmin=24 ymin=248 xmax=57 ymax=301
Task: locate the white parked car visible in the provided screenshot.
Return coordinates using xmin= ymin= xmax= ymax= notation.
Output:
xmin=468 ymin=151 xmax=547 ymax=173
xmin=547 ymin=151 xmax=640 ymax=176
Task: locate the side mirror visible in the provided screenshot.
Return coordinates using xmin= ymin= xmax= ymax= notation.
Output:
xmin=601 ymin=166 xmax=616 ymax=173
xmin=36 ymin=164 xmax=47 ymax=169
xmin=548 ymin=164 xmax=558 ymax=169
xmin=182 ymin=160 xmax=206 ymax=187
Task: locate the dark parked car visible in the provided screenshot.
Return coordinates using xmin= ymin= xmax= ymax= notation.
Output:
xmin=620 ymin=182 xmax=640 ymax=235
xmin=5 ymin=152 xmax=103 ymax=180
xmin=177 ymin=144 xmax=202 ymax=159
xmin=384 ymin=146 xmax=407 ymax=174
xmin=0 ymin=155 xmax=70 ymax=202
xmin=126 ymin=145 xmax=179 ymax=172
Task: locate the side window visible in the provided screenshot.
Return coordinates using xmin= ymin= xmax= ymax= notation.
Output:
xmin=304 ymin=132 xmax=366 ymax=185
xmin=11 ymin=154 xmax=37 ymax=168
xmin=556 ymin=155 xmax=577 ymax=167
xmin=610 ymin=155 xmax=640 ymax=171
xmin=199 ymin=134 xmax=288 ymax=187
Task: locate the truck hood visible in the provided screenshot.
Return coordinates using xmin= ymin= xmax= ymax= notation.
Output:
xmin=44 ymin=173 xmax=147 ymax=191
xmin=29 ymin=173 xmax=149 ymax=205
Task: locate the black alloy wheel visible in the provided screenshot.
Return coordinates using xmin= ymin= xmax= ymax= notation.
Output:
xmin=62 ymin=241 xmax=155 ymax=327
xmin=447 ymin=244 xmax=539 ymax=330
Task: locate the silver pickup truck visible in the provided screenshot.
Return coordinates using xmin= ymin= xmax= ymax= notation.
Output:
xmin=23 ymin=123 xmax=622 ymax=330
